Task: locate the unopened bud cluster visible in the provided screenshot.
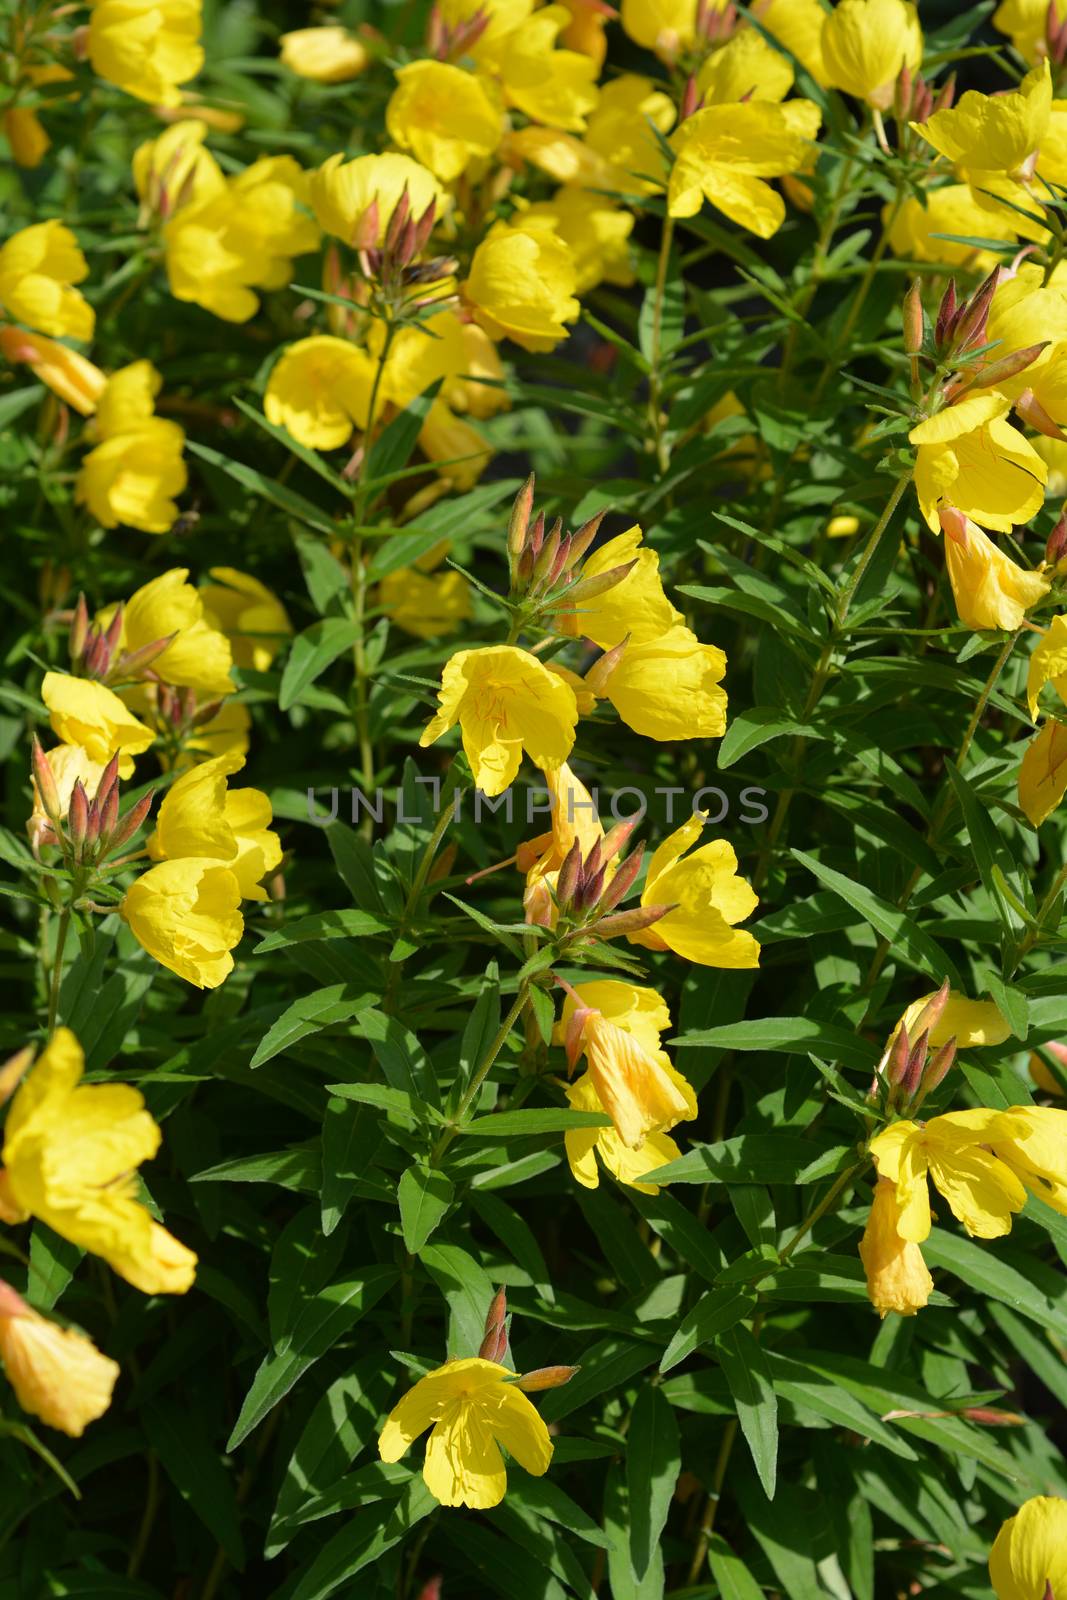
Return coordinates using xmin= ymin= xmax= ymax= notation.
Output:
xmin=550 ymin=830 xmax=671 ymax=945
xmin=67 ymin=594 xmax=174 ymax=686
xmin=352 ymin=187 xmax=457 ymax=321
xmin=881 ymin=980 xmax=957 ymax=1115
xmin=30 ymin=738 xmax=153 ymax=869
xmin=427 ymin=2 xmax=489 ymax=62
xmin=506 ymin=474 xmax=636 ymax=624
xmin=476 ymin=1288 xmax=577 ymax=1391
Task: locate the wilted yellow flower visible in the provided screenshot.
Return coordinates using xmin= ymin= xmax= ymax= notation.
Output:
xmin=822 ymin=0 xmax=922 ymax=109
xmin=76 ymin=360 xmax=187 ymax=535
xmin=859 ymin=1178 xmax=934 ymax=1317
xmin=910 ymin=394 xmax=1047 ymax=533
xmin=387 ymin=62 xmax=501 ymax=181
xmin=147 ymin=752 xmax=281 ymax=900
xmin=265 ymin=336 xmax=377 ymax=450
xmin=584 ymin=75 xmax=676 ymax=195
xmin=479 ymin=4 xmax=599 ymax=131
xmin=1019 ymin=718 xmax=1067 ymax=827
xmin=569 ymin=994 xmax=697 ymax=1148
xmin=565 ymin=1071 xmax=682 ymax=1192
xmin=0 ymin=1029 xmax=197 ymax=1294
xmin=519 ymin=762 xmax=606 ymax=925
xmin=379 ymin=560 xmax=472 ymax=640
xmin=522 ymin=189 xmax=634 ymax=293
xmin=0 ymin=327 xmax=105 ymax=415
xmin=629 ymin=810 xmax=761 ymax=968
xmin=420 ymin=645 xmax=578 ymax=795
xmin=199 ymin=568 xmax=292 ymax=673
xmin=311 ymin=152 xmax=443 ymax=246
xmin=379 ymin=1356 xmax=552 ymax=1509
xmin=132 ymin=119 xmax=224 ymax=219
xmin=0 ymin=221 xmax=94 ymax=341
xmin=123 ymin=857 xmax=243 ymax=988
xmin=0 ymin=1281 xmax=119 ymax=1437
xmin=88 ymin=0 xmax=204 ymax=107
xmin=559 ymin=526 xmax=680 ymax=650
xmin=757 ymin=0 xmax=830 ymax=84
xmin=587 ymin=624 xmax=728 ymax=741
xmin=989 ymin=1495 xmax=1067 ymax=1599
xmin=697 ymin=29 xmax=794 ymax=105
xmin=869 ymin=1110 xmax=1028 ymax=1240
xmin=887 ymin=185 xmax=1021 ymax=271
xmin=41 ymin=674 xmax=154 ymax=779
xmin=942 ymin=514 xmax=1050 ymax=633
xmin=123 ymin=568 xmax=235 ymax=698
xmin=668 ymin=100 xmax=822 ymax=238
xmin=1027 ymin=614 xmax=1067 ymax=717
xmin=465 ymin=220 xmax=579 ymax=352
xmin=279 ymin=25 xmax=368 ymax=83
xmin=912 ymin=61 xmax=1052 ymax=185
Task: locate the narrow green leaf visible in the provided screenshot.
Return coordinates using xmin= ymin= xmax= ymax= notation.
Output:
xmin=718 ymin=1325 xmax=777 ymax=1500
xmin=398 ymin=1164 xmax=454 ymax=1253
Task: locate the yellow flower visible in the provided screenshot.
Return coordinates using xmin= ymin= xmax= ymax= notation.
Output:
xmin=419 ymin=645 xmax=578 ymax=796
xmin=880 ymin=991 xmax=1011 ymax=1074
xmin=503 ymin=126 xmax=611 ymax=187
xmin=822 ymin=0 xmax=922 ymax=110
xmin=991 ymin=1105 xmax=1067 ymax=1216
xmin=123 ymin=857 xmax=243 ymax=989
xmin=942 ymin=515 xmax=1050 ymax=633
xmin=0 ymin=1029 xmax=197 ymax=1294
xmin=859 ymin=1178 xmax=934 ymax=1317
xmin=887 ymin=185 xmax=1022 ymax=271
xmin=758 ymin=0 xmax=830 ymax=85
xmin=668 ymin=100 xmax=822 ymax=238
xmin=265 ymin=336 xmax=377 ymax=450
xmin=41 ymin=673 xmax=154 ymax=779
xmin=0 ymin=1281 xmax=118 ymax=1437
xmin=519 ymin=762 xmax=606 ymax=925
xmin=76 ymin=360 xmax=187 ymax=535
xmin=559 ymin=525 xmax=680 ymax=650
xmin=522 ymin=189 xmax=634 ymax=293
xmin=584 ymin=75 xmax=676 ymax=195
xmin=147 ymin=752 xmax=281 ymax=901
xmin=123 ymin=568 xmax=235 ymax=698
xmin=912 ymin=61 xmax=1052 ymax=184
xmin=199 ymin=568 xmax=292 ymax=673
xmin=1038 ymin=99 xmax=1067 ymax=188
xmin=311 ymin=152 xmax=444 ymax=247
xmin=697 ymin=29 xmax=794 ymax=105
xmin=628 ymin=811 xmax=761 ymax=968
xmin=163 ymin=156 xmax=319 ymax=323
xmin=1019 ymin=718 xmax=1067 ymax=827
xmin=994 ymin=0 xmax=1067 ymax=63
xmin=379 ymin=564 xmax=472 ymax=640
xmin=989 ymin=1495 xmax=1067 ymax=1599
xmin=620 ymin=0 xmax=701 ymax=54
xmin=478 ymin=4 xmax=599 ymax=131
xmin=132 ymin=119 xmax=225 ymax=219
xmin=569 ymin=996 xmax=697 ymax=1149
xmin=0 ymin=327 xmax=105 ymax=415
xmin=557 ymin=977 xmax=672 ymax=1056
xmin=88 ymin=0 xmax=204 ymax=107
xmin=3 ymin=65 xmax=74 ymax=169
xmin=984 ymin=265 xmax=1067 ymax=395
xmin=379 ymin=1356 xmax=552 ymax=1509
xmin=910 ymin=394 xmax=1047 ymax=534
xmin=279 ymin=25 xmax=368 ymax=83
xmin=565 ymin=1071 xmax=682 ymax=1192
xmin=387 ymin=62 xmax=502 ymax=181
xmin=560 ymin=0 xmax=610 ymax=66
xmin=587 ymin=624 xmax=728 ymax=741
xmin=868 ymin=1110 xmax=1028 ymax=1241
xmin=1027 ymin=614 xmax=1067 ymax=717
xmin=0 ymin=221 xmax=94 ymax=341
xmin=417 ymin=402 xmax=492 ymax=489
xmin=465 ymin=220 xmax=579 ymax=353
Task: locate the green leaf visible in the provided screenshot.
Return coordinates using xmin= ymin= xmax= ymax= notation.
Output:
xmin=250 ymin=985 xmax=377 ymax=1067
xmin=627 ymin=1384 xmax=680 ymax=1579
xmin=398 ymin=1164 xmax=454 ymax=1252
xmin=460 ymin=1108 xmax=613 ymax=1137
xmin=187 ymin=439 xmax=336 ymax=534
xmin=659 ymin=1287 xmax=757 ymax=1373
xmin=321 ymin=1098 xmax=382 ymax=1237
xmin=287 ymin=1477 xmax=436 ymax=1600
xmin=254 ymin=909 xmax=389 ymax=952
xmin=792 ymin=848 xmax=961 ymax=984
xmin=706 ymin=1534 xmax=766 ymax=1600
xmin=539 ymin=1336 xmax=659 ymax=1422
xmin=144 ymin=1399 xmax=245 ymax=1567
xmin=362 ymin=379 xmax=442 ymax=489
xmin=279 ymin=619 xmax=361 ymax=712
xmin=642 ymin=1134 xmax=851 ymax=1187
xmin=27 ymin=1225 xmax=82 ymax=1312
xmin=718 ymin=1325 xmax=777 ymax=1499
xmin=718 ymin=707 xmax=823 ymax=770
xmin=673 ymin=1015 xmax=874 ymax=1070
xmin=419 ymin=1242 xmax=496 ymax=1356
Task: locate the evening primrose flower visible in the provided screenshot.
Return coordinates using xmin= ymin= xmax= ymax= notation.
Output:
xmin=989 ymin=1495 xmax=1067 ymax=1599
xmin=667 ymin=100 xmax=822 ymax=239
xmin=147 ymin=753 xmax=281 ymax=901
xmin=0 ymin=1029 xmax=197 ymax=1294
xmin=2 ymin=65 xmax=74 ymax=169
xmin=559 ymin=526 xmax=680 ymax=650
xmin=586 ymin=625 xmax=727 ymax=741
xmin=132 ymin=119 xmax=224 ymax=219
xmin=311 ymin=152 xmax=443 ymax=247
xmin=822 ymin=0 xmax=922 ymax=110
xmin=386 ymin=62 xmax=502 ymax=181
xmin=379 ymin=548 xmax=472 ymax=640
xmin=0 ymin=221 xmax=94 ymax=341
xmin=76 ymin=360 xmax=187 ymax=535
xmin=265 ymin=336 xmax=377 ymax=450
xmin=567 ymin=993 xmax=697 ymax=1148
xmin=628 ymin=811 xmax=761 ymax=969
xmin=620 ymin=0 xmax=699 ymax=55
xmin=697 ymin=29 xmax=794 ymax=105
xmin=941 ymin=513 xmax=1050 ymax=633
xmin=522 ymin=189 xmax=634 ymax=293
xmin=378 ymin=1357 xmax=552 ymax=1509
xmin=123 ymin=858 xmax=244 ymax=988
xmin=464 ymin=220 xmax=580 ymax=352
xmin=88 ymin=0 xmax=204 ymax=107
xmin=888 ymin=186 xmax=1022 ymax=271
xmin=0 ymin=328 xmax=105 ymax=415
xmin=880 ymin=990 xmax=1011 ymax=1072
xmin=41 ymin=674 xmax=154 ymax=779
xmin=868 ymin=1110 xmax=1028 ymax=1240
xmin=199 ymin=569 xmax=291 ymax=673
xmin=0 ymin=1281 xmax=119 ymax=1437
xmin=584 ymin=75 xmax=676 ymax=194
xmin=859 ymin=1177 xmax=934 ymax=1317
xmin=910 ymin=394 xmax=1047 ymax=534
xmin=518 ymin=762 xmax=607 ymax=925
xmin=123 ymin=568 xmax=235 ymax=698
xmin=1027 ymin=615 xmax=1067 ymax=717
xmin=279 ymin=25 xmax=368 ymax=83
xmin=912 ymin=61 xmax=1052 ymax=186
xmin=1019 ymin=719 xmax=1067 ymax=827
xmin=420 ymin=645 xmax=578 ymax=796
xmin=564 ymin=1071 xmax=682 ymax=1192
xmin=758 ymin=0 xmax=830 ymax=84
xmin=992 ymin=1105 xmax=1067 ymax=1214
xmin=478 ymin=4 xmax=599 ymax=131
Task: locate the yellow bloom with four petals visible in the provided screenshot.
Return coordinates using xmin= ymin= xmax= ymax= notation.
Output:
xmin=0 ymin=221 xmax=94 ymax=341
xmin=668 ymin=100 xmax=822 ymax=239
xmin=387 ymin=62 xmax=502 ymax=182
xmin=465 ymin=220 xmax=580 ymax=352
xmin=628 ymin=811 xmax=761 ymax=968
xmin=88 ymin=0 xmax=203 ymax=107
xmin=859 ymin=1177 xmax=934 ymax=1317
xmin=122 ymin=857 xmax=244 ymax=989
xmin=265 ymin=336 xmax=377 ymax=451
xmin=587 ymin=624 xmax=728 ymax=741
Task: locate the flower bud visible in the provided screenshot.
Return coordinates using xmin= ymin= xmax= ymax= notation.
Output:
xmin=104 ymin=790 xmax=154 ymax=854
xmin=30 ymin=737 xmax=63 ymax=829
xmin=951 ymin=267 xmax=1000 ymax=354
xmin=885 ymin=1019 xmax=911 ymax=1087
xmin=385 ymin=187 xmax=412 ymax=256
xmin=68 ymin=781 xmax=89 ymax=850
xmin=597 ymin=843 xmax=645 ymax=913
xmin=0 ymin=1046 xmax=33 ymax=1107
xmin=935 ymin=279 xmax=957 ymax=349
xmin=584 ymin=636 xmax=629 ymax=697
xmin=938 ymin=506 xmax=969 ymax=547
xmin=352 ymin=196 xmax=381 ymax=253
xmin=910 ymin=978 xmax=950 ymax=1041
xmin=508 ymin=474 xmax=536 ymax=561
xmin=565 ymin=511 xmax=605 ymax=571
xmin=514 ymin=1365 xmax=579 ymax=1392
xmin=593 ymin=902 xmax=675 ymax=938
xmin=921 ymin=1035 xmax=957 ymax=1097
xmin=564 ymin=560 xmax=639 ymax=608
xmin=109 ymin=632 xmax=178 ymax=684
xmin=1016 ymin=387 xmax=1067 ymax=443
xmin=1047 ymin=511 xmax=1067 ymax=567
xmin=902 ymin=279 xmax=924 ymax=357
xmin=478 ymin=1287 xmax=508 ymax=1362
xmin=967 ymin=342 xmax=1048 ymax=392
xmin=555 ymin=837 xmax=583 ymax=909
xmin=69 ymin=593 xmax=90 ymax=664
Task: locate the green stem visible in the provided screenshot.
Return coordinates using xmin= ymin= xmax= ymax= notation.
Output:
xmin=430 ymin=981 xmax=531 ymax=1166
xmin=647 ymin=213 xmax=676 ymax=478
xmin=46 ymin=909 xmax=70 ymax=1039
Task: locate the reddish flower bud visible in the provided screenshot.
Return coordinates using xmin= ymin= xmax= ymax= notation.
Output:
xmin=902 ymin=279 xmax=924 ymax=356
xmin=1016 ymin=387 xmax=1067 ymax=442
xmin=594 ymin=902 xmax=675 ymax=938
xmin=921 ymin=1036 xmax=957 ymax=1097
xmin=565 ymin=511 xmax=605 ymax=570
xmin=885 ymin=1020 xmax=912 ymax=1086
xmin=555 ymin=837 xmax=583 ymax=909
xmin=68 ymin=780 xmax=89 ymax=850
xmin=597 ymin=842 xmax=645 ymax=913
xmin=508 ymin=474 xmax=536 ymax=560
xmin=352 ymin=196 xmax=380 ymax=253
xmin=30 ymin=737 xmax=63 ymax=827
xmin=69 ymin=593 xmax=90 ymax=664
xmin=1047 ymin=511 xmax=1067 ymax=566
xmin=514 ymin=1365 xmax=580 ymax=1392
xmin=105 ymin=790 xmax=155 ymax=854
